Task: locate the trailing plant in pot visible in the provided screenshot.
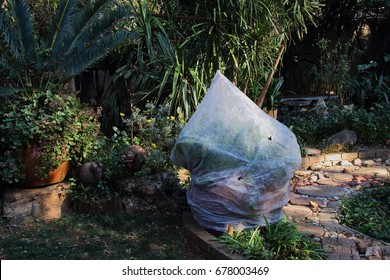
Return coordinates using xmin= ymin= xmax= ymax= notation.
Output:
xmin=0 ymin=90 xmax=102 ymax=186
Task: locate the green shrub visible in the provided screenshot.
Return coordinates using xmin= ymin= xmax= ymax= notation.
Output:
xmin=280 ymin=103 xmax=390 ymax=151
xmin=122 ymin=103 xmax=185 ymax=174
xmin=67 ymin=129 xmax=132 ymax=202
xmin=339 ymin=180 xmax=390 ymax=242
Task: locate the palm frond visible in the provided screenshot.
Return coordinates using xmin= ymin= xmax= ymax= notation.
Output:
xmin=63 ymin=30 xmax=138 ymax=79
xmin=47 ymin=0 xmax=77 ymax=69
xmin=11 ymin=0 xmax=35 ymax=64
xmin=63 ymin=0 xmax=126 ymax=56
xmin=0 ymin=0 xmax=35 ymax=86
xmin=49 ymin=0 xmax=134 ymax=81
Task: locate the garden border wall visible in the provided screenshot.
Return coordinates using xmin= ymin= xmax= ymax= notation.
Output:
xmin=300 ymin=149 xmax=389 ymax=170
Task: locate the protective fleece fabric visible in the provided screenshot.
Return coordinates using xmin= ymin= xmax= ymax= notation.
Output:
xmin=170 ymin=71 xmax=301 ymax=232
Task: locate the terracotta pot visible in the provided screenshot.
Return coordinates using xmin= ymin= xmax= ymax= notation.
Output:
xmin=23 ymin=145 xmax=70 ymax=187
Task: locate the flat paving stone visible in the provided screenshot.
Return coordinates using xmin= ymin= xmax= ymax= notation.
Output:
xmin=328 ymin=173 xmax=354 ymax=184
xmin=317 ymin=210 xmax=338 ymax=223
xmin=296 ymin=185 xmax=345 ymax=197
xmin=296 ymin=222 xmax=325 ymax=237
xmin=327 ymin=201 xmax=339 ymax=208
xmin=289 ymin=197 xmax=325 ymax=207
xmin=283 ymin=205 xmax=313 ymax=222
xmin=316 ymin=178 xmax=340 ymax=186
xmin=321 ymin=222 xmax=358 ymax=236
xmin=322 ymin=236 xmax=360 ymax=260
xmin=350 ymin=167 xmax=389 ymax=178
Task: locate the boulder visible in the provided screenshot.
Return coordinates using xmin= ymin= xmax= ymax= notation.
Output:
xmin=323 ymin=130 xmax=357 ymax=148
xmin=2 ymin=182 xmax=71 ymax=222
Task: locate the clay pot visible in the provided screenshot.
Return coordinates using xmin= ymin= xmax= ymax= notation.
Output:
xmin=23 ymin=145 xmax=70 ymax=187
xmin=121 ymin=145 xmax=148 ymax=173
xmin=78 ymin=162 xmax=103 ymax=186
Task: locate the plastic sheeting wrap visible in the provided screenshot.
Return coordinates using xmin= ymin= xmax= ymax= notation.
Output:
xmin=170 ymin=71 xmax=301 ymax=232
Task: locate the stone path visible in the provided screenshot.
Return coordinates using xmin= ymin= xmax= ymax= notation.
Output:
xmin=284 ymin=157 xmax=390 ymax=260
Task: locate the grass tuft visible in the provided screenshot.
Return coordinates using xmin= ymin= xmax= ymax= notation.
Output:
xmin=218 ymin=220 xmax=325 ymax=260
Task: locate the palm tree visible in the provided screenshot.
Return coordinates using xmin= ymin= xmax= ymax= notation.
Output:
xmin=0 ymin=0 xmax=138 ymax=95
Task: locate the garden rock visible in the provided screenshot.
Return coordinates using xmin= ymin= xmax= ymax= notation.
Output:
xmin=352 ymin=158 xmax=363 ymax=166
xmin=170 ymin=71 xmax=301 ymax=232
xmin=311 ymin=98 xmax=328 ymax=118
xmin=120 ymin=172 xmax=176 ymax=212
xmin=322 ymin=130 xmax=357 ymax=147
xmin=296 ymin=185 xmax=345 ymax=197
xmin=363 ymin=159 xmax=376 ymax=167
xmin=1 ymin=182 xmax=71 ymax=222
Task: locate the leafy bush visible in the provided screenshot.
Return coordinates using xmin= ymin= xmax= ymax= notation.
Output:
xmin=66 ymin=129 xmax=132 ymax=202
xmin=218 ymin=220 xmax=325 ymax=260
xmin=122 ymin=103 xmax=185 ymax=174
xmin=280 ymin=103 xmax=390 ymax=150
xmin=339 ymin=180 xmax=390 ymax=242
xmin=0 ymin=91 xmax=102 ymax=184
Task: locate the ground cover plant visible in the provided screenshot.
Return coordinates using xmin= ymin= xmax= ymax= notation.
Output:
xmin=339 ymin=180 xmax=390 ymax=242
xmin=218 ymin=220 xmax=325 ymax=260
xmin=0 ymin=211 xmax=200 ymax=260
xmin=279 ymin=103 xmax=390 ymax=153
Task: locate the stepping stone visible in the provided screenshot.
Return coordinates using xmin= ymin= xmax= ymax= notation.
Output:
xmin=283 ymin=205 xmax=313 ymax=221
xmin=316 ymin=178 xmax=340 ymax=186
xmin=321 ymin=222 xmax=357 ymax=235
xmin=323 ymin=236 xmax=360 ymax=260
xmin=351 ymin=167 xmax=389 ymax=179
xmin=327 ymin=201 xmax=339 ymax=208
xmin=328 ymin=173 xmax=354 ymax=184
xmin=289 ymin=197 xmax=325 ymax=207
xmin=296 ymin=185 xmax=345 ymax=197
xmin=317 ymin=209 xmax=338 ymax=223
xmin=296 ymin=222 xmax=325 ymax=238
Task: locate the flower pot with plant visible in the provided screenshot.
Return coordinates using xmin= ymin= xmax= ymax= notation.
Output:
xmin=0 ymin=90 xmax=102 ymax=187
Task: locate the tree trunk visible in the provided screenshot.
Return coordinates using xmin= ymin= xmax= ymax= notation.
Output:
xmin=256 ymin=43 xmax=286 ymax=107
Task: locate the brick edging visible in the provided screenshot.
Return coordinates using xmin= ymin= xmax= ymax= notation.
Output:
xmin=182 ymin=211 xmax=245 ymax=260
xmin=301 ymin=149 xmax=389 ymax=169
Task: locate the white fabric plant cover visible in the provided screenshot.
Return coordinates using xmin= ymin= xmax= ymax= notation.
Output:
xmin=170 ymin=71 xmax=301 ymax=232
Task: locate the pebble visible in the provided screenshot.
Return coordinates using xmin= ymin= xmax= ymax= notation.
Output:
xmin=323 ymin=161 xmax=333 ymax=167
xmin=355 ymin=185 xmax=363 ymax=191
xmin=310 ymin=175 xmax=319 ymax=181
xmin=309 ymin=164 xmax=323 ymax=171
xmin=339 ymin=160 xmax=353 ymax=166
xmin=363 ymin=160 xmax=376 ymax=167
xmin=312 ymin=217 xmax=319 ymax=225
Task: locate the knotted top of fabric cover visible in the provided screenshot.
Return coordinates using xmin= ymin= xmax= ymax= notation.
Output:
xmin=170 ymin=71 xmax=301 ymax=232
